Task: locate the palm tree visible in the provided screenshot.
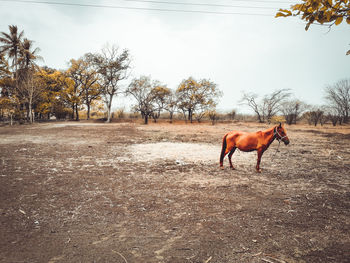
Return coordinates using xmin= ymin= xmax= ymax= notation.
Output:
xmin=18 ymin=38 xmax=42 ymax=68
xmin=0 ymin=25 xmax=24 ymax=74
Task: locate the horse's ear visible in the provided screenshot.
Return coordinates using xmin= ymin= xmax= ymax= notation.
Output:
xmin=279 ymin=122 xmax=282 ymax=128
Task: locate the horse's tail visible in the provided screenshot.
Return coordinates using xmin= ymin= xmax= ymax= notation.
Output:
xmin=220 ymin=134 xmax=228 ymax=167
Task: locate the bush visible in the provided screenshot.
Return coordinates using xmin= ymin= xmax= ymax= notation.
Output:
xmin=270 ymin=116 xmax=286 ymax=124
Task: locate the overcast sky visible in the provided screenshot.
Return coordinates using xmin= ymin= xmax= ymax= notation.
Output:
xmin=1 ymin=0 xmax=349 ymax=113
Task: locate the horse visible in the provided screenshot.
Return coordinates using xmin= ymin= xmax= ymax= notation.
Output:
xmin=219 ymin=123 xmax=289 ymax=172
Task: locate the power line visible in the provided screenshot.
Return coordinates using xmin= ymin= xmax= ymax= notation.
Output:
xmin=121 ymin=0 xmax=288 ymax=10
xmin=0 ymin=0 xmax=278 ymax=16
xmin=228 ymin=0 xmax=294 ymax=3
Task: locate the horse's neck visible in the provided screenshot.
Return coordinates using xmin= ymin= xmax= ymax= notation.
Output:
xmin=262 ymin=127 xmax=276 ymax=145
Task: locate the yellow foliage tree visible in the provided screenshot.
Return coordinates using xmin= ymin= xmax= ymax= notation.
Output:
xmin=276 ymin=0 xmax=350 ymax=54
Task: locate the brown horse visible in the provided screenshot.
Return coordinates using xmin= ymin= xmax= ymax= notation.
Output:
xmin=220 ymin=123 xmax=289 ymax=172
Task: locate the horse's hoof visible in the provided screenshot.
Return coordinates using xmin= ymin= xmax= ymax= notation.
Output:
xmin=230 ymin=167 xmax=236 ymax=170
xmin=220 ymin=166 xmax=224 ymax=170
xmin=256 ymin=169 xmax=262 ymax=173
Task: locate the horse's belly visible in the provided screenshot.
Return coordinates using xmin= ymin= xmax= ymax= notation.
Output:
xmin=236 ymin=138 xmax=258 ymax=151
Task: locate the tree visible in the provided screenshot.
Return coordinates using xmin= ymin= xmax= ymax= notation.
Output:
xmin=16 ymin=38 xmax=42 ymax=123
xmin=34 ymin=67 xmax=61 ymax=119
xmin=0 ymin=25 xmax=24 ymax=74
xmin=0 ymin=53 xmax=12 ymax=103
xmin=208 ymin=109 xmax=220 ymax=125
xmin=324 ymin=105 xmax=341 ymax=126
xmin=325 ymin=79 xmax=350 ymax=124
xmin=150 ymin=84 xmax=171 ymax=122
xmin=176 ymin=77 xmax=221 ymax=123
xmin=303 ymin=108 xmax=324 ymax=126
xmin=241 ymin=89 xmax=291 ymax=123
xmin=0 ymin=53 xmax=10 ymax=79
xmin=227 ymin=110 xmax=236 ymax=121
xmin=164 ymin=90 xmax=178 ymax=123
xmin=66 ymin=59 xmax=89 ymax=121
xmin=126 ymin=76 xmax=159 ymax=124
xmin=240 ymin=92 xmax=264 ymax=123
xmin=57 ymin=70 xmax=77 ymax=120
xmin=67 ymin=56 xmax=101 ymax=120
xmin=262 ymin=89 xmax=291 ymax=123
xmin=281 ymin=99 xmax=308 ymax=125
xmin=276 ymin=0 xmax=350 ymax=54
xmin=88 ymin=45 xmax=131 ymax=122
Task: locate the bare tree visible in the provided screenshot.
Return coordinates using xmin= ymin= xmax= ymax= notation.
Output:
xmin=304 ymin=108 xmax=324 ymax=126
xmin=325 ymin=79 xmax=350 ymax=124
xmin=227 ymin=109 xmax=236 ymax=121
xmin=241 ymin=89 xmax=291 ymax=123
xmin=325 ymin=106 xmax=341 ymax=126
xmin=281 ymin=99 xmax=308 ymax=125
xmin=262 ymin=89 xmax=291 ymax=123
xmin=240 ymin=92 xmax=264 ymax=122
xmin=89 ymin=44 xmax=131 ymax=122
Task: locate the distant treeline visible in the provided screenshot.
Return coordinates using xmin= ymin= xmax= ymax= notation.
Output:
xmin=0 ymin=25 xmax=349 ymax=126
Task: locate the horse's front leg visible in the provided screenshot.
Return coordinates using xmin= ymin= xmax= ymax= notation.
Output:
xmin=256 ymin=149 xmax=264 ymax=173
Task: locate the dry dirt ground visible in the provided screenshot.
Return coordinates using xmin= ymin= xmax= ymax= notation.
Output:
xmin=0 ymin=121 xmax=349 ymax=263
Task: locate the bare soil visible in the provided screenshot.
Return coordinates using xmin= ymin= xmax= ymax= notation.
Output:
xmin=0 ymin=121 xmax=349 ymax=263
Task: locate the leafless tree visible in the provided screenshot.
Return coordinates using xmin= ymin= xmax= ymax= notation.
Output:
xmin=281 ymin=99 xmax=308 ymax=125
xmin=324 ymin=79 xmax=350 ymax=124
xmin=88 ymin=44 xmax=131 ymax=122
xmin=240 ymin=92 xmax=263 ymax=122
xmin=261 ymin=89 xmax=291 ymax=123
xmin=303 ymin=108 xmax=324 ymax=126
xmin=241 ymin=89 xmax=291 ymax=123
xmin=227 ymin=109 xmax=236 ymax=121
xmin=325 ymin=106 xmax=341 ymax=126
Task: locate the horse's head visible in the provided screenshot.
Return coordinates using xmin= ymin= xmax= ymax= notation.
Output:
xmin=275 ymin=123 xmax=289 ymax=145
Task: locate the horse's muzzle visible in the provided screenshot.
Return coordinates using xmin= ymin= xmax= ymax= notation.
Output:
xmin=283 ymin=138 xmax=290 ymax=145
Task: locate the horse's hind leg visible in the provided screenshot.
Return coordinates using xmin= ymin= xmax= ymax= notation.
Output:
xmin=228 ymin=147 xmax=236 ymax=170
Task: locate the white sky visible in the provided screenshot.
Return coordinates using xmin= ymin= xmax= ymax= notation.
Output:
xmin=1 ymin=0 xmax=349 ymax=113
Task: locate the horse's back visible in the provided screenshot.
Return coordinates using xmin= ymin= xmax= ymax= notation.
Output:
xmin=226 ymin=130 xmax=260 ymax=151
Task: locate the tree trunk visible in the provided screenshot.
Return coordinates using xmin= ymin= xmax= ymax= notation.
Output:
xmin=29 ymin=98 xmax=33 ymax=124
xmin=71 ymin=104 xmax=75 ymax=120
xmin=169 ymin=112 xmax=173 ymax=123
xmin=106 ymin=94 xmax=113 ymax=123
xmin=75 ymin=104 xmax=79 ymax=121
xmin=144 ymin=114 xmax=148 ymax=124
xmin=87 ymin=103 xmax=90 ymax=120
xmin=188 ymin=109 xmax=193 ymax=123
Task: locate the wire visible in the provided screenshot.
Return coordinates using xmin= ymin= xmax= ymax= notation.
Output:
xmin=0 ymin=0 xmax=279 ymax=16
xmin=228 ymin=0 xmax=294 ymax=3
xmin=121 ymin=0 xmax=288 ymax=10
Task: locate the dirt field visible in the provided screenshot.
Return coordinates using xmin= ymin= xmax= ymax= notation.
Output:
xmin=0 ymin=121 xmax=349 ymax=263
